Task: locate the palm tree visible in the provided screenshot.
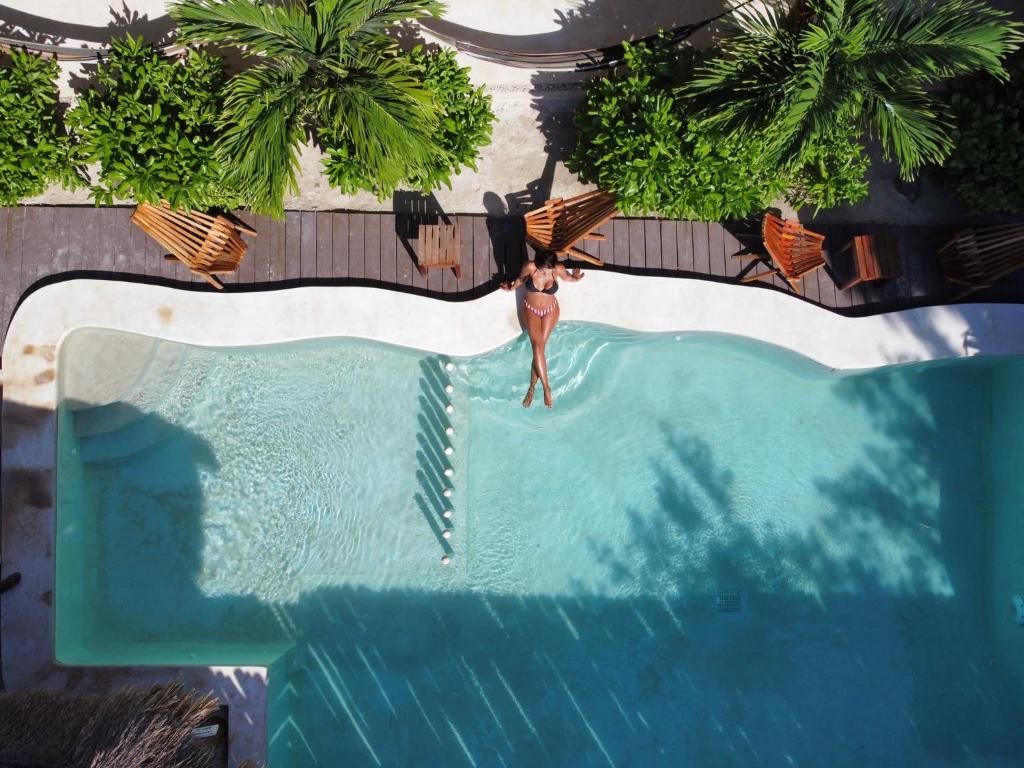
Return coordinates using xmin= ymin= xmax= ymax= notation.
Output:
xmin=687 ymin=0 xmax=1024 ymax=178
xmin=170 ymin=0 xmax=446 ymax=216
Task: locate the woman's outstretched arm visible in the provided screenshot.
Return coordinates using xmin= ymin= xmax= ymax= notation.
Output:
xmin=556 ymin=264 xmax=585 ymax=282
xmin=501 ymin=261 xmax=535 ymax=291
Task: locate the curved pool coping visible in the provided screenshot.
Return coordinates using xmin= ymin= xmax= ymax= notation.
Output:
xmin=4 ymin=274 xmax=1024 ymax=765
xmin=4 ymin=274 xmax=1024 ymax=406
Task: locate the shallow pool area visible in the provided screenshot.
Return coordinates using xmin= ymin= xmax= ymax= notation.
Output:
xmin=55 ymin=323 xmax=1024 ymax=766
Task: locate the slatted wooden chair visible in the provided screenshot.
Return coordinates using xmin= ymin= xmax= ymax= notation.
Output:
xmin=417 ymin=222 xmax=462 ymax=278
xmin=524 ymin=189 xmax=618 ymax=267
xmin=938 ymin=223 xmax=1024 ymax=299
xmin=837 ymin=233 xmax=901 ymax=291
xmin=734 ymin=212 xmax=826 ymax=293
xmin=131 ymin=202 xmax=256 ymax=289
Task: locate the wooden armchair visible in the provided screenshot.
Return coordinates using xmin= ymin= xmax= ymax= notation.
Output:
xmin=131 ymin=202 xmax=256 ymax=289
xmin=524 ymin=189 xmax=618 ymax=266
xmin=734 ymin=212 xmax=826 ymax=293
xmin=938 ymin=223 xmax=1024 ymax=299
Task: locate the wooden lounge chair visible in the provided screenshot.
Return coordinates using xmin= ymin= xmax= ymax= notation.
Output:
xmin=417 ymin=222 xmax=462 ymax=278
xmin=734 ymin=212 xmax=826 ymax=293
xmin=524 ymin=189 xmax=618 ymax=267
xmin=938 ymin=223 xmax=1024 ymax=299
xmin=837 ymin=233 xmax=901 ymax=291
xmin=131 ymin=202 xmax=256 ymax=289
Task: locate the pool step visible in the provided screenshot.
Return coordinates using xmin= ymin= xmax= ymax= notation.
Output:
xmin=72 ymin=342 xmax=187 ymax=438
xmin=78 ymin=413 xmax=173 ymax=463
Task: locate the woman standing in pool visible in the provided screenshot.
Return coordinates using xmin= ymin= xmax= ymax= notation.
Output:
xmin=501 ymin=251 xmax=584 ymax=408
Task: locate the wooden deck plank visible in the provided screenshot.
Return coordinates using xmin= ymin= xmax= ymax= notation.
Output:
xmin=394 ymin=214 xmax=414 ymax=289
xmin=676 ymin=221 xmax=693 ymax=273
xmin=610 ymin=218 xmax=629 ymax=268
xmin=267 ymin=215 xmax=286 ymax=282
xmin=453 ymin=214 xmax=473 ymax=294
xmin=503 ymin=216 xmax=525 ymax=281
xmin=628 ymin=219 xmax=645 ymax=270
xmin=348 ymin=213 xmax=365 ymax=281
xmin=364 ymin=212 xmax=382 ymax=285
xmin=892 ymin=228 xmax=916 ymax=306
xmin=139 ymin=218 xmax=161 ymax=278
xmin=94 ymin=206 xmax=117 ymax=273
xmin=331 ymin=212 xmax=348 ymax=280
xmin=64 ymin=207 xmax=86 ymax=273
xmin=722 ymin=226 xmax=742 ymax=279
xmin=593 ymin=219 xmax=612 ymax=266
xmin=0 ymin=208 xmax=14 ymax=342
xmin=236 ymin=212 xmax=257 ymax=284
xmin=20 ymin=207 xmax=46 ymax=285
xmin=108 ymin=208 xmax=135 ymax=276
xmin=823 ymin=227 xmax=852 ymax=309
xmin=707 ymin=222 xmax=726 ymax=278
xmin=409 ymin=218 xmax=428 ymax=293
xmin=691 ymin=221 xmax=710 ymax=275
xmin=644 ymin=219 xmax=662 ymax=271
xmin=284 ymin=211 xmax=301 ymax=281
xmin=380 ymin=213 xmax=398 ymax=287
xmin=299 ymin=211 xmax=317 ymax=281
xmin=660 ymin=221 xmax=678 ymax=273
xmin=911 ymin=228 xmax=945 ymax=299
xmin=472 ymin=216 xmax=494 ymax=291
xmin=469 ymin=215 xmax=489 ymax=295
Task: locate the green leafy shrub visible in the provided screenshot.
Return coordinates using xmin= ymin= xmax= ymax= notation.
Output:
xmin=0 ymin=49 xmax=83 ymax=205
xmin=323 ymin=46 xmax=494 ymax=197
xmin=946 ymin=61 xmax=1024 ymax=213
xmin=784 ymin=127 xmax=870 ymax=212
xmin=67 ymin=35 xmax=236 ymax=209
xmin=569 ymin=36 xmax=782 ymax=220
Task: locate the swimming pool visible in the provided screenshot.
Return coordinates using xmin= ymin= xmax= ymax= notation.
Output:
xmin=55 ymin=323 xmax=1024 ymax=766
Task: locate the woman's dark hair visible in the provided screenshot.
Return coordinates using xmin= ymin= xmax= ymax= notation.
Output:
xmin=533 ymin=250 xmax=559 ymax=269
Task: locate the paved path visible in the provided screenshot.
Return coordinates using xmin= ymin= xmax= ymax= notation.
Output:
xmin=2 ymin=206 xmax=1023 ymax=360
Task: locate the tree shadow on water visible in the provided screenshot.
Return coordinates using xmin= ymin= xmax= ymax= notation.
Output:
xmin=585 ymin=362 xmax=1024 ymax=765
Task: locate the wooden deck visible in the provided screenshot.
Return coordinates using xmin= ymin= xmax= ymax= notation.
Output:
xmin=2 ymin=205 xmax=1024 ymax=357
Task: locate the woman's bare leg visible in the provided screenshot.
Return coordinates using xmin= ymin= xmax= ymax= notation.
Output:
xmin=523 ymin=306 xmax=546 ymax=407
xmin=539 ymin=305 xmax=559 ymax=407
xmin=524 ymin=366 xmax=540 ymax=409
xmin=523 ymin=306 xmax=554 ymax=407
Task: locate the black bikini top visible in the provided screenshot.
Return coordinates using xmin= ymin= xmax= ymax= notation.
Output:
xmin=525 ymin=275 xmax=558 ymax=295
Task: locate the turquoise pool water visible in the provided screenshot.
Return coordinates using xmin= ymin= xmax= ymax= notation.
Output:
xmin=56 ymin=324 xmax=1024 ymax=766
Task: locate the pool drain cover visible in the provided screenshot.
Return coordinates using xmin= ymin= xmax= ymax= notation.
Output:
xmin=717 ymin=588 xmax=742 ymax=613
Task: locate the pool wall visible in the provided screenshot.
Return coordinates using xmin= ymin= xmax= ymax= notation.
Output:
xmin=5 ymin=276 xmax=1024 ymax=767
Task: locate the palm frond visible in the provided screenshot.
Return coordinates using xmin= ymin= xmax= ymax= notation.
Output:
xmin=858 ymin=0 xmax=1024 ymax=82
xmin=315 ymin=0 xmax=443 ymax=47
xmin=317 ymin=51 xmax=443 ymax=189
xmin=217 ymin=62 xmax=307 ymax=216
xmin=862 ymin=86 xmax=953 ymax=176
xmin=170 ymin=0 xmax=317 ymax=60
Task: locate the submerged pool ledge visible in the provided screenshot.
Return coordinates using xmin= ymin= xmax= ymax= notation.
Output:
xmin=4 ymin=275 xmax=1024 ymax=767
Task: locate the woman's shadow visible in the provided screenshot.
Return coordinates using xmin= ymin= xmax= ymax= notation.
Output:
xmin=483 ymin=191 xmax=534 ymax=331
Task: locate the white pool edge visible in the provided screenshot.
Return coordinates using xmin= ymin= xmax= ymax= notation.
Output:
xmin=4 ymin=275 xmax=1024 ymax=767
xmin=6 ymin=275 xmax=1024 ymax=402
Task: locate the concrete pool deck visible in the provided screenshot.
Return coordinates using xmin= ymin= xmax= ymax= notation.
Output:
xmin=4 ymin=277 xmax=1024 ymax=764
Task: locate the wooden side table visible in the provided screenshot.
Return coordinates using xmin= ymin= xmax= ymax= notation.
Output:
xmin=417 ymin=222 xmax=462 ymax=279
xmin=837 ymin=233 xmax=901 ymax=291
